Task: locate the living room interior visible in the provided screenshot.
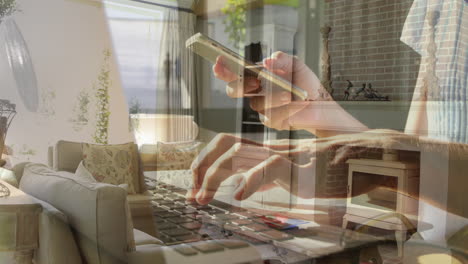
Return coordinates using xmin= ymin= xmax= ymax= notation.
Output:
xmin=0 ymin=0 xmax=467 ymax=263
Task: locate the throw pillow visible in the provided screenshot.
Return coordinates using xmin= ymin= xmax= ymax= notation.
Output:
xmin=156 ymin=141 xmax=203 ymax=171
xmin=82 ymin=142 xmax=138 ymax=194
xmin=74 ymin=161 xmax=97 ymax=183
xmin=0 ymin=167 xmax=18 ymax=187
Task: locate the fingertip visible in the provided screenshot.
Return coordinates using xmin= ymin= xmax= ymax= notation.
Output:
xmin=233 ymin=176 xmax=245 ymax=200
xmin=272 ymin=51 xmax=284 ymax=58
xmin=263 ymin=58 xmax=273 ymax=69
xmin=234 ymin=185 xmax=245 ymax=201
xmin=226 ymin=85 xmax=239 ymax=98
xmin=240 ymin=188 xmax=254 ymax=200
xmin=273 ymin=69 xmax=287 ymax=76
xmin=221 ymin=65 xmax=234 ymax=78
xmin=216 ymin=55 xmax=225 ymax=64
xmin=234 ymin=189 xmax=244 ymax=201
xmin=215 ymin=56 xmax=224 ymax=67
xmin=251 ymin=95 xmax=265 ymax=109
xmin=195 ymin=192 xmax=212 ymax=205
xmin=185 ymin=196 xmax=196 ymax=203
xmin=213 ymin=62 xmax=223 ymax=77
xmin=190 ymin=169 xmax=200 ymax=188
xmin=185 ymin=188 xmax=197 ymax=201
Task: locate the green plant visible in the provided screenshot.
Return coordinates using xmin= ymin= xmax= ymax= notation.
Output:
xmin=39 ymin=87 xmax=56 ymax=118
xmin=221 ymin=0 xmax=247 ymax=51
xmin=77 ymin=89 xmax=90 ymax=123
xmin=129 ymin=97 xmax=142 ymax=114
xmin=129 ymin=97 xmax=141 ymax=132
xmin=0 ymin=0 xmax=18 ymax=22
xmin=70 ymin=88 xmax=90 ymax=131
xmin=93 ymin=49 xmax=112 ymax=144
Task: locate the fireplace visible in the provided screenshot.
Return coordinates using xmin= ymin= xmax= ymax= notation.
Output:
xmin=343 ymin=154 xmax=420 ymax=256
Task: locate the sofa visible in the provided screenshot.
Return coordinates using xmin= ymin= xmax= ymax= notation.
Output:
xmin=14 ymin=163 xmax=261 ymax=264
xmin=47 ymin=140 xmax=152 ymax=209
xmin=47 ymin=140 xmax=165 ymax=234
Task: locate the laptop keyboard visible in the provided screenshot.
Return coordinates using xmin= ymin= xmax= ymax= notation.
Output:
xmin=144 ymin=176 xmax=385 ymax=262
xmin=145 ymin=177 xmax=296 ymax=246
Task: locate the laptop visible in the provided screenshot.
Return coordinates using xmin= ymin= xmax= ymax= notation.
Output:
xmin=144 ymin=170 xmax=385 ymax=263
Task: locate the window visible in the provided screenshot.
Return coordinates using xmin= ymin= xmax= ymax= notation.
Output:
xmin=104 ymin=2 xmax=164 ymax=114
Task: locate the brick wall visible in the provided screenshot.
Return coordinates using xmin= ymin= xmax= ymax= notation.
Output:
xmin=318 ymin=0 xmax=421 ymax=226
xmin=325 ymin=0 xmax=421 ymax=101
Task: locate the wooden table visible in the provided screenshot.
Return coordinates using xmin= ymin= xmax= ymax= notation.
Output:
xmin=0 ymin=179 xmax=42 ymax=264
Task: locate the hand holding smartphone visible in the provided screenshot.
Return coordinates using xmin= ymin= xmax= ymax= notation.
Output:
xmin=186 ymin=33 xmax=309 ymax=100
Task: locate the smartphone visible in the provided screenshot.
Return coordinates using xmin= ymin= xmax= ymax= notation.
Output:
xmin=186 ymin=33 xmax=309 ymax=100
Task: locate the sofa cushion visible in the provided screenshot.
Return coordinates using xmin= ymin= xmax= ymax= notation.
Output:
xmin=75 ymin=161 xmax=136 ymax=251
xmin=50 ymin=140 xmax=147 ymax=194
xmin=139 ymin=141 xmax=202 ymax=172
xmin=29 ymin=195 xmax=82 ymax=264
xmin=156 ymin=141 xmax=202 ymax=171
xmin=82 ymin=142 xmax=139 ymax=194
xmin=75 ymin=161 xmax=98 ymax=183
xmin=0 ymin=167 xmax=18 ymax=187
xmin=11 ymin=162 xmax=30 ymax=184
xmin=20 ymin=163 xmax=134 ymax=264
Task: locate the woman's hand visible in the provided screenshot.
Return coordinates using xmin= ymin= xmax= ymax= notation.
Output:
xmin=186 ymin=130 xmax=422 ymax=205
xmin=213 ymin=52 xmax=331 ymax=131
xmin=186 ymin=133 xmax=316 ymax=205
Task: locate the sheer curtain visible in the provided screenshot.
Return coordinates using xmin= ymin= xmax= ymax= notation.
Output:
xmin=157 ymin=7 xmax=197 ymax=142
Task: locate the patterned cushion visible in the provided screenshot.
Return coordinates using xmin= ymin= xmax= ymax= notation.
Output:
xmin=150 ymin=170 xmax=193 ymax=189
xmin=82 ymin=142 xmax=138 ymax=194
xmin=156 ymin=141 xmax=203 ymax=171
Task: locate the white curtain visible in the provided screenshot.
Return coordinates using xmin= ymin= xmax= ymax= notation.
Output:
xmin=157 ymin=7 xmax=197 ymax=142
